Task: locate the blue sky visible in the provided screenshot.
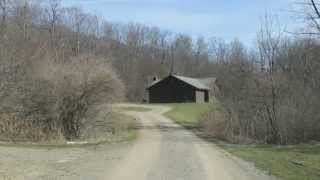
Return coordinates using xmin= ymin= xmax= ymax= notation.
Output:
xmin=63 ymin=0 xmax=299 ymax=46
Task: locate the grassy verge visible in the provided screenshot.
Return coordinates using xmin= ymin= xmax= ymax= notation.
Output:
xmin=116 ymin=106 xmax=152 ymax=112
xmin=164 ymin=103 xmax=212 ymax=128
xmin=80 ymin=112 xmax=138 ymax=145
xmin=221 ymin=144 xmax=320 ymax=180
xmin=0 ymin=111 xmax=138 ymax=149
xmin=164 ymin=102 xmax=320 ymax=180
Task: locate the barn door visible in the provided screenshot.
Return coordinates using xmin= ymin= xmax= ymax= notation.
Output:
xmin=196 ymin=91 xmax=205 ymax=103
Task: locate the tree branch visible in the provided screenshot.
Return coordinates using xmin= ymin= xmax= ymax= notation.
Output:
xmin=311 ymin=0 xmax=320 ymax=18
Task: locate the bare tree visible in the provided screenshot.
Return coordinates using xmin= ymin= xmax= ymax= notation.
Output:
xmin=310 ymin=0 xmax=320 ymax=32
xmin=65 ymin=7 xmax=87 ymax=56
xmin=22 ymin=0 xmax=28 ymax=40
xmin=257 ymin=15 xmax=283 ymax=143
xmin=298 ymin=0 xmax=320 ymax=35
xmin=43 ymin=0 xmax=61 ymax=43
xmin=0 ymin=0 xmax=8 ymax=39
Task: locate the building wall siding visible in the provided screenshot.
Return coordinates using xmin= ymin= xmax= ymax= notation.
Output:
xmin=148 ymin=76 xmax=209 ymax=103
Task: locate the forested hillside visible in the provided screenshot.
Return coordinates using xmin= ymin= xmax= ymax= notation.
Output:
xmin=0 ymin=0 xmax=221 ymax=101
xmin=0 ymin=0 xmax=320 ymax=144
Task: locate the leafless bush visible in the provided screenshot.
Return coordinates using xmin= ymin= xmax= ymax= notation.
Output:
xmin=203 ymin=38 xmax=320 ymax=144
xmin=200 ymin=104 xmax=226 ymax=140
xmin=0 ymin=55 xmax=124 ymax=141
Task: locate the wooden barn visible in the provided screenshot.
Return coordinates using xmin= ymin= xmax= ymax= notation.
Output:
xmin=146 ymin=74 xmax=216 ymax=103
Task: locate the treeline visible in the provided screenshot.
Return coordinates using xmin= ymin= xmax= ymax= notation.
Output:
xmin=0 ymin=0 xmax=218 ymax=101
xmin=0 ymin=0 xmax=213 ymax=141
xmin=0 ymin=0 xmax=319 ymax=144
xmin=204 ymin=36 xmax=320 ymax=144
xmin=202 ymin=1 xmax=320 ymax=144
xmin=0 ymin=0 xmax=126 ymax=141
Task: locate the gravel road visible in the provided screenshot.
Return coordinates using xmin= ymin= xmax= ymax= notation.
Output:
xmin=0 ymin=104 xmax=275 ymax=180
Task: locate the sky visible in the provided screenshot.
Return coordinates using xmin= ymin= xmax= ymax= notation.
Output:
xmin=62 ymin=0 xmax=300 ymax=47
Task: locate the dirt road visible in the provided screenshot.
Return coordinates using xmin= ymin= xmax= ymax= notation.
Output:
xmin=0 ymin=104 xmax=274 ymax=180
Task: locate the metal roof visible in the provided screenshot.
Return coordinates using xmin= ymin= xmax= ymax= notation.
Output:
xmin=199 ymin=77 xmax=217 ymax=87
xmin=147 ymin=75 xmax=215 ymax=90
xmin=173 ymin=75 xmax=211 ymax=90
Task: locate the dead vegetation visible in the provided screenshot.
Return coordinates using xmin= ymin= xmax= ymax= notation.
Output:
xmin=0 ymin=0 xmax=319 ymax=145
xmin=80 ymin=105 xmax=138 ymax=144
xmin=0 ymin=0 xmax=129 ymax=142
xmin=198 ymin=1 xmax=320 ymax=145
xmin=201 ymin=31 xmax=320 ymax=145
xmin=0 ymin=55 xmax=124 ymax=142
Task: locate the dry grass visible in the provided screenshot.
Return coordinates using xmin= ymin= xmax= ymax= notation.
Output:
xmin=0 ymin=113 xmax=59 ymax=142
xmin=0 ymin=105 xmax=138 ymax=146
xmin=80 ymin=105 xmax=138 ymax=144
xmin=0 ymin=55 xmax=125 ymax=142
xmin=116 ymin=107 xmax=152 ymax=112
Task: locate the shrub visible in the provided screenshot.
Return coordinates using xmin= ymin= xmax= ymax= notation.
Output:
xmin=200 ymin=107 xmax=226 ymax=139
xmin=0 ymin=55 xmax=124 ymax=141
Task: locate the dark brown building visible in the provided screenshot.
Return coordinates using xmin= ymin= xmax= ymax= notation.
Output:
xmin=146 ymin=75 xmax=216 ymax=103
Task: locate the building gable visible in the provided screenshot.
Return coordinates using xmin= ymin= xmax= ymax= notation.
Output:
xmin=147 ymin=74 xmax=213 ymax=90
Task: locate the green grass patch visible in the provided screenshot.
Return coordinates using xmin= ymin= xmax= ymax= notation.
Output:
xmin=221 ymin=144 xmax=320 ymax=180
xmin=117 ymin=106 xmax=152 ymax=112
xmin=164 ymin=103 xmax=212 ymax=128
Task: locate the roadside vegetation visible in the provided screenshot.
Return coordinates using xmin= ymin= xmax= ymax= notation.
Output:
xmin=0 ymin=110 xmax=138 ymax=147
xmin=0 ymin=1 xmax=142 ymax=144
xmin=165 ymin=102 xmax=320 ymax=180
xmin=0 ymin=55 xmax=127 ymax=143
xmin=116 ymin=107 xmax=152 ymax=112
xmin=199 ymin=2 xmax=320 ymax=145
xmin=164 ymin=103 xmax=213 ymax=128
xmin=0 ymin=0 xmax=319 ymax=176
xmin=80 ymin=107 xmax=138 ymax=145
xmin=1 ymin=0 xmax=319 ymax=145
xmin=222 ymin=144 xmax=320 ymax=180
